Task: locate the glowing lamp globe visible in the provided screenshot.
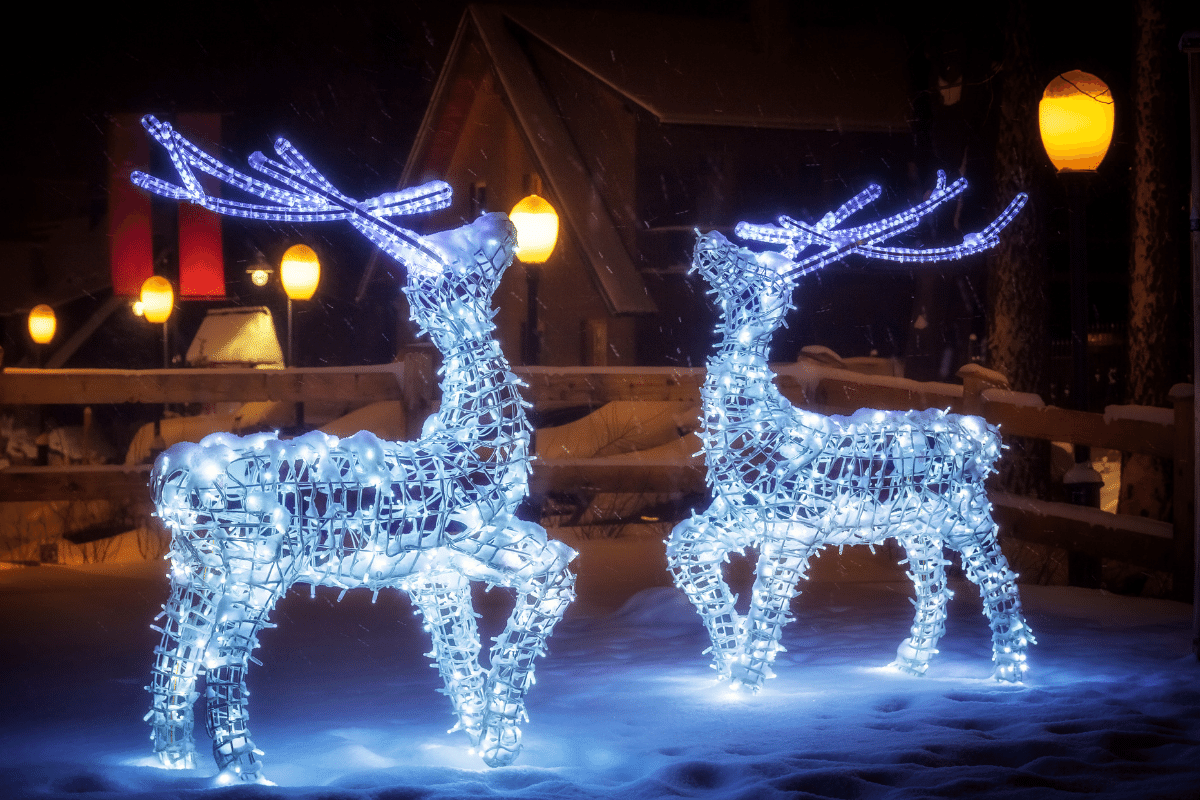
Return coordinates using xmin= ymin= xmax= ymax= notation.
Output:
xmin=28 ymin=304 xmax=56 ymax=345
xmin=1038 ymin=71 xmax=1115 ymax=172
xmin=280 ymin=244 xmax=320 ymax=300
xmin=509 ymin=195 xmax=559 ymax=263
xmin=140 ymin=276 xmax=175 ymax=324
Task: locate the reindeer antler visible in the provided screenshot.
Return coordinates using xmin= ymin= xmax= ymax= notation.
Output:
xmin=735 ymin=171 xmax=1028 ymax=278
xmin=131 ymin=115 xmax=452 ymax=275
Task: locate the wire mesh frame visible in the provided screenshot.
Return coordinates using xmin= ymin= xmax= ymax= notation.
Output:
xmin=669 ymin=221 xmax=1033 ymax=693
xmin=142 ymin=206 xmax=575 ymax=781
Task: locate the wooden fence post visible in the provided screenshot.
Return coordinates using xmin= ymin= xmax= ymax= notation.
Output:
xmin=957 ymin=363 xmax=1010 ymax=415
xmin=1170 ymin=383 xmax=1196 ymax=605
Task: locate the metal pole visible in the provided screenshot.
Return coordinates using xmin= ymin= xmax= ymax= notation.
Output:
xmin=524 ymin=266 xmax=540 ymax=366
xmin=287 ymin=297 xmax=294 ymax=369
xmin=1068 ymin=175 xmax=1090 ymax=420
xmin=1064 ymin=173 xmax=1102 ymax=587
xmin=1179 ymin=30 xmax=1199 ymax=659
xmin=151 ymin=321 xmax=168 ymax=460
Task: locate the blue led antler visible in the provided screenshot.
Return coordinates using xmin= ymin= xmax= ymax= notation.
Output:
xmin=735 ymin=171 xmax=1029 ymax=276
xmin=137 ymin=121 xmax=575 ymax=783
xmin=132 ymin=115 xmax=451 ymax=276
xmin=668 ymin=176 xmax=1033 ymax=693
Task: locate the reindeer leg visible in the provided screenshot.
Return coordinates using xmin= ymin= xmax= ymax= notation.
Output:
xmin=457 ymin=519 xmax=575 ymax=767
xmin=733 ymin=524 xmax=816 ymax=692
xmin=147 ymin=564 xmax=221 ymax=770
xmin=406 ymin=569 xmax=487 ymax=748
xmin=202 ymin=576 xmax=282 ymax=785
xmin=949 ymin=498 xmax=1034 ymax=683
xmin=666 ymin=507 xmax=746 ymax=679
xmin=891 ymin=534 xmax=952 ymax=676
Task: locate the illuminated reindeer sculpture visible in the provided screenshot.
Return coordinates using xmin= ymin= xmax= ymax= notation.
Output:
xmin=668 ymin=173 xmax=1033 ymax=692
xmin=134 ymin=116 xmax=575 ymax=781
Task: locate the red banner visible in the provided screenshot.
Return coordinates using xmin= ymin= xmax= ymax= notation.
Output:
xmin=107 ymin=114 xmax=154 ymax=296
xmin=176 ymin=113 xmax=226 ymax=299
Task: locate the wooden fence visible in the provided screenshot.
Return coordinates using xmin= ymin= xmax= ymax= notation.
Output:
xmin=0 ymin=358 xmax=1193 ymax=601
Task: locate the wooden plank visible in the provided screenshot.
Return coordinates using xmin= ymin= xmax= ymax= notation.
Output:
xmin=0 ymin=465 xmax=152 ymax=502
xmin=981 ymin=401 xmax=1175 ymax=458
xmin=515 ymin=367 xmax=703 ymax=408
xmin=812 ymin=375 xmax=962 ymax=416
xmin=0 ymin=365 xmax=404 ymax=405
xmin=991 ymin=491 xmax=1174 ymax=572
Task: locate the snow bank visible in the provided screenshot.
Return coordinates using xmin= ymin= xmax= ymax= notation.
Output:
xmin=2 ymin=561 xmax=1196 ymax=799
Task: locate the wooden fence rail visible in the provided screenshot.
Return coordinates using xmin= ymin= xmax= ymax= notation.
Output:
xmin=1 ymin=361 xmax=1193 ymax=601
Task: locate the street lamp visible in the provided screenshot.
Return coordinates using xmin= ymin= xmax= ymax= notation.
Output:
xmin=140 ymin=275 xmax=175 ymax=457
xmin=140 ymin=275 xmax=175 ymax=366
xmin=1039 ymin=70 xmax=1113 ymax=542
xmin=27 ymin=304 xmax=57 ymax=464
xmin=510 ymin=191 xmax=559 ymax=365
xmin=280 ymin=244 xmax=320 ymax=365
xmin=280 ymin=243 xmax=320 ymax=430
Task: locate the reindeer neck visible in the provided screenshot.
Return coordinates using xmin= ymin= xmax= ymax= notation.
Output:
xmin=429 ymin=316 xmax=530 ymax=463
xmin=701 ymin=312 xmax=789 ymax=449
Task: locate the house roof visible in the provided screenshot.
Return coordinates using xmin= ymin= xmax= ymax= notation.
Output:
xmin=402 ymin=5 xmax=912 ymax=315
xmin=502 ymin=7 xmax=911 ymax=132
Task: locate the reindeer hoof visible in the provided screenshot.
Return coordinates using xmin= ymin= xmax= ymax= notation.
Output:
xmin=991 ymin=655 xmax=1028 ymax=683
xmin=214 ymin=766 xmax=274 ymax=786
xmin=479 ymin=721 xmax=522 ymax=767
xmin=155 ymin=749 xmax=195 ymax=770
xmin=889 ymin=658 xmax=929 ymax=677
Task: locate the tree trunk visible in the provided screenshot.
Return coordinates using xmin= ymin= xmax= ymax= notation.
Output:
xmin=987 ymin=0 xmax=1051 ymax=499
xmin=1122 ymin=0 xmax=1177 ymax=521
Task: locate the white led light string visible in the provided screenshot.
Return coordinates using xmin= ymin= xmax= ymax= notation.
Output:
xmin=668 ymin=176 xmax=1034 ymax=692
xmin=137 ymin=121 xmax=575 ymax=783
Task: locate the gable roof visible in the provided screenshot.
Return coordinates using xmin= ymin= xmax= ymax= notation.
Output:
xmin=403 ymin=5 xmax=912 ymax=314
xmin=502 ymin=7 xmax=911 ymax=132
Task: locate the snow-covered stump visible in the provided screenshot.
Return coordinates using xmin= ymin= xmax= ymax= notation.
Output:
xmin=135 ymin=118 xmax=575 ymax=781
xmin=671 ymin=175 xmax=1034 ymax=692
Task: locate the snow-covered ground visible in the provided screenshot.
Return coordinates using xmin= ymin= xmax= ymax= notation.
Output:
xmin=1 ymin=557 xmax=1197 ymax=799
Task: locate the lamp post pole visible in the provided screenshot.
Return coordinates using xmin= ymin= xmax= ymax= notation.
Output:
xmin=1066 ymin=174 xmax=1097 ymax=500
xmin=1039 ymin=70 xmax=1114 ymax=587
xmin=524 ymin=266 xmax=540 ymax=366
xmin=510 ymin=184 xmax=559 ymax=367
xmin=140 ymin=276 xmax=174 ymax=459
xmin=280 ymin=244 xmax=320 ymax=433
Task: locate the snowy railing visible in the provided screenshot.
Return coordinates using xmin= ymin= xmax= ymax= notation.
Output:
xmin=0 ymin=361 xmax=1192 ymax=598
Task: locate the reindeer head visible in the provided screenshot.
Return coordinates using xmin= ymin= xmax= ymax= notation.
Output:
xmin=694 ymin=230 xmax=796 ymax=348
xmin=402 ymin=213 xmax=517 ymax=346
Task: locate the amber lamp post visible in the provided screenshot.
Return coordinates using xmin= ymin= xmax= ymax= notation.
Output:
xmin=140 ymin=276 xmax=175 ymax=455
xmin=510 ymin=191 xmax=559 ymax=365
xmin=27 ymin=304 xmax=57 ymax=464
xmin=280 ymin=244 xmax=320 ymax=430
xmin=1038 ymin=70 xmax=1114 ymax=557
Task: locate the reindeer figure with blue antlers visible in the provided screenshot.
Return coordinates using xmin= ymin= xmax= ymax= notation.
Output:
xmin=134 ymin=116 xmax=575 ymax=782
xmin=668 ymin=174 xmax=1034 ymax=692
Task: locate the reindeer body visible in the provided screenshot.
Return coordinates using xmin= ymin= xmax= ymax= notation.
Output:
xmin=669 ymin=229 xmax=1032 ymax=692
xmin=135 ymin=120 xmax=576 ymax=782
